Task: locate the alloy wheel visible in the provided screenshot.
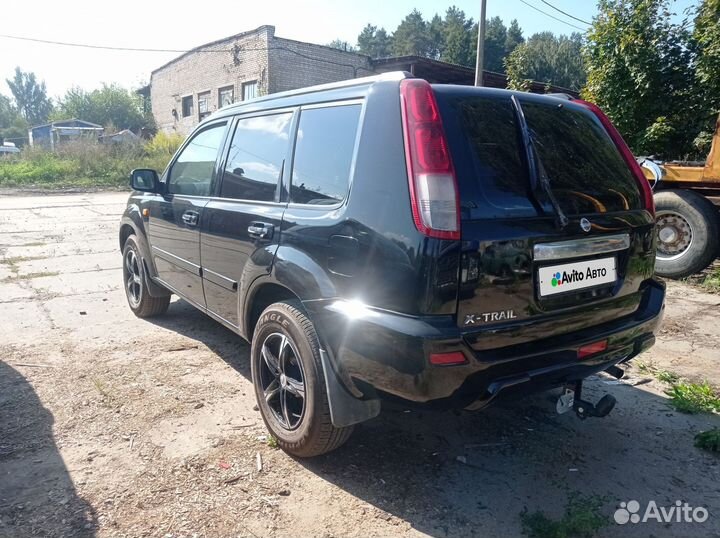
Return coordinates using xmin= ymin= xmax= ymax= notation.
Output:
xmin=124 ymin=249 xmax=143 ymax=308
xmin=258 ymin=332 xmax=306 ymax=430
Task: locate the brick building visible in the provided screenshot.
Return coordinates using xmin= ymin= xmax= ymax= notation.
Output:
xmin=146 ymin=25 xmax=372 ymax=134
xmin=144 ymin=24 xmax=579 ymax=134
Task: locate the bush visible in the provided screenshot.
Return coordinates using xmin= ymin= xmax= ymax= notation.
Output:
xmin=0 ymin=132 xmax=184 ymax=188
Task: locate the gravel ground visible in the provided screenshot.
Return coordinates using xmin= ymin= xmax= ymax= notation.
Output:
xmin=0 ymin=192 xmax=718 ymax=538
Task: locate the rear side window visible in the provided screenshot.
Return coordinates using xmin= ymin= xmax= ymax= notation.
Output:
xmin=437 ymin=91 xmax=641 ymax=219
xmin=220 ymin=112 xmax=292 ymax=202
xmin=290 ymin=104 xmax=361 ymax=205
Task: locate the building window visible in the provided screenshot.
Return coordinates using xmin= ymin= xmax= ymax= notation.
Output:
xmin=181 ymin=95 xmax=193 ymax=118
xmin=242 ymin=81 xmax=258 ymax=101
xmin=198 ymin=91 xmax=211 ymax=121
xmin=218 ymin=86 xmax=234 ymax=108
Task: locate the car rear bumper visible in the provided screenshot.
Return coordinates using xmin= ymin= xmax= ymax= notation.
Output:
xmin=304 ymin=278 xmax=665 ymax=409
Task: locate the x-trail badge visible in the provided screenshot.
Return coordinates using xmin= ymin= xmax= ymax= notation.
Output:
xmin=580 ymin=218 xmax=592 ymax=233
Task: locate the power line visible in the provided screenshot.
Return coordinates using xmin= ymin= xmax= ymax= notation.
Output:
xmin=539 ymin=0 xmax=592 ymax=25
xmin=516 ymin=0 xmax=588 ymax=31
xmin=0 ymin=33 xmax=374 ymax=77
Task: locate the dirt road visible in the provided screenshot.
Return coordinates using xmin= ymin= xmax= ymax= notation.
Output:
xmin=1 ymin=192 xmax=718 ymax=538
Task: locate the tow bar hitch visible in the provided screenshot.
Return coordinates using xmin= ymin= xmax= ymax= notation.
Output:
xmin=556 ymin=379 xmax=617 ymax=419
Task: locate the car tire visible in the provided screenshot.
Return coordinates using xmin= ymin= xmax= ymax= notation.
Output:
xmin=654 ymin=190 xmax=720 ymax=279
xmin=122 ymin=235 xmax=170 ymax=317
xmin=251 ymin=301 xmax=354 ymax=457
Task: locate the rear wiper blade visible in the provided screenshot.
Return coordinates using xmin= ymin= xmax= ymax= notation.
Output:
xmin=510 ymin=95 xmax=569 ymax=230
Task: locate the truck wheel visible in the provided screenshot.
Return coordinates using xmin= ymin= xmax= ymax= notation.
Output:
xmin=122 ymin=235 xmax=170 ymax=317
xmin=250 ymin=301 xmax=354 ymax=457
xmin=654 ymin=190 xmax=719 ymax=279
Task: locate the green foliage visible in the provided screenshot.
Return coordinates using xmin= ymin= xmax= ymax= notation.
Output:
xmin=582 ymin=0 xmax=698 ymax=157
xmin=52 ymin=84 xmax=152 ymax=132
xmin=506 ymin=32 xmax=586 ymax=91
xmin=694 ymin=428 xmax=720 ymax=452
xmin=357 ymin=24 xmax=393 ymax=58
xmin=691 ymin=0 xmax=720 ymax=149
xmin=665 ymin=381 xmax=720 ymax=414
xmin=0 ymin=95 xmax=29 ymax=146
xmin=6 ymin=67 xmax=53 ymax=125
xmin=326 ymin=39 xmax=356 ymax=52
xmin=392 ymin=9 xmax=432 ymax=56
xmin=506 ymin=19 xmax=525 ymax=56
xmin=484 ymin=17 xmax=508 ymax=72
xmin=0 ymin=132 xmax=178 ymax=188
xmin=520 ymin=495 xmax=608 ymax=538
xmin=440 ymin=7 xmax=476 ymax=66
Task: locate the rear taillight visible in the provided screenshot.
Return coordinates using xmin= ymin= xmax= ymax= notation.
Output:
xmin=574 ymin=99 xmax=655 ymax=217
xmin=400 ymin=79 xmax=460 ymax=240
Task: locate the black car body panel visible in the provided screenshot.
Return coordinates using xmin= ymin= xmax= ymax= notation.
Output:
xmin=120 ymin=72 xmax=665 ymax=426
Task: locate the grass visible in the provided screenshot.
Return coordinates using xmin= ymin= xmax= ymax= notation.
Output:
xmin=700 ymin=265 xmax=720 ymax=292
xmin=0 ymin=132 xmax=183 ymax=189
xmin=267 ymin=435 xmax=279 ymax=449
xmin=520 ymin=495 xmax=608 ymax=538
xmin=694 ymin=428 xmax=720 ymax=453
xmin=665 ymin=381 xmax=720 ymax=414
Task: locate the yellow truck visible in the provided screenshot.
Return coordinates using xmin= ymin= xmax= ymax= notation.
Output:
xmin=640 ymin=116 xmax=720 ymax=278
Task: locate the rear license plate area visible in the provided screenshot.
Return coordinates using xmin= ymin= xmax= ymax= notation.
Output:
xmin=538 ymin=257 xmax=617 ymax=297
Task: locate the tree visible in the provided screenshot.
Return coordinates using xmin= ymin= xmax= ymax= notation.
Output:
xmin=0 ymin=94 xmax=29 ymax=146
xmin=583 ymin=0 xmax=695 ymax=156
xmin=691 ymin=0 xmax=720 ymax=153
xmin=483 ymin=17 xmax=508 ymax=72
xmin=441 ymin=6 xmax=475 ymax=67
xmin=392 ymin=9 xmax=431 ymax=56
xmin=427 ymin=14 xmax=445 ymax=59
xmin=327 ymin=39 xmax=356 ymax=52
xmin=357 ymin=24 xmax=393 ymax=58
xmin=6 ymin=67 xmax=53 ymax=125
xmin=52 ymin=84 xmax=151 ymax=132
xmin=506 ymin=32 xmax=586 ymax=91
xmin=505 ymin=19 xmax=525 ymax=56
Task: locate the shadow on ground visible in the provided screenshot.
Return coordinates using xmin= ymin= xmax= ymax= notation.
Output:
xmin=0 ymin=361 xmax=97 ymax=538
xmin=151 ymin=299 xmax=720 ymax=537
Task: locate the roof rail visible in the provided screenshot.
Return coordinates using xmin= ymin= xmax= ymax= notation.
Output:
xmin=221 ymin=71 xmax=412 ymax=111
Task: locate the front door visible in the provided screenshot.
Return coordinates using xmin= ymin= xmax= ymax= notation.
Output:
xmin=148 ymin=121 xmax=228 ymax=308
xmin=201 ymin=111 xmax=294 ymax=327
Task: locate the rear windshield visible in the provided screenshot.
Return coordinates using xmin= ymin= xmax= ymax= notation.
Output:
xmin=436 ymin=90 xmax=641 ymax=220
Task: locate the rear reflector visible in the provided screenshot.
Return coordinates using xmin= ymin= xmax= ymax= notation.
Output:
xmin=400 ymin=79 xmax=461 ymax=240
xmin=578 ymin=340 xmax=608 ymax=359
xmin=430 ymin=351 xmax=467 ymax=366
xmin=574 ymin=99 xmax=655 ymax=217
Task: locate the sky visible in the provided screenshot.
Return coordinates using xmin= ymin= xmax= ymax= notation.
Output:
xmin=0 ymin=0 xmax=698 ymax=99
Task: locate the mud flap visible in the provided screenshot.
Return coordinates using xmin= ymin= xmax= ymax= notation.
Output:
xmin=320 ymin=349 xmax=380 ymax=428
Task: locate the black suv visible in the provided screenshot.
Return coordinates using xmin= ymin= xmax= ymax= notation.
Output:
xmin=120 ymin=72 xmax=665 ymax=457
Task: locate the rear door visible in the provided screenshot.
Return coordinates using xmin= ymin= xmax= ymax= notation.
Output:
xmin=148 ymin=121 xmax=228 ymax=308
xmin=435 ymin=88 xmax=655 ymax=350
xmin=201 ymin=110 xmax=294 ymax=328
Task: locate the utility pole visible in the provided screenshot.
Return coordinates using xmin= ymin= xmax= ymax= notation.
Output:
xmin=474 ymin=0 xmax=487 ymax=86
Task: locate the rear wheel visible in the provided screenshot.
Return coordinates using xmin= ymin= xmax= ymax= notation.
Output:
xmin=251 ymin=301 xmax=353 ymax=457
xmin=122 ymin=235 xmax=170 ymax=317
xmin=654 ymin=190 xmax=720 ymax=279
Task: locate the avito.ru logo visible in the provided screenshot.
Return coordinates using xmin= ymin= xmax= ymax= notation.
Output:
xmin=551 ymin=267 xmax=609 ymax=288
xmin=614 ymin=500 xmax=709 ymax=525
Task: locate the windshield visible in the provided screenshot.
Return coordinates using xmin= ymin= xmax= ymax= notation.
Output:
xmin=436 ymin=89 xmax=642 ymax=220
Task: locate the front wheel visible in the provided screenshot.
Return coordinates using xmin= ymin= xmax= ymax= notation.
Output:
xmin=250 ymin=301 xmax=353 ymax=457
xmin=654 ymin=190 xmax=720 ymax=279
xmin=122 ymin=235 xmax=170 ymax=317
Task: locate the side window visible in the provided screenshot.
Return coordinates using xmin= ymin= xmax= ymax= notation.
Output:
xmin=219 ymin=112 xmax=292 ymax=202
xmin=291 ymin=104 xmax=361 ymax=205
xmin=168 ymin=122 xmax=227 ymax=196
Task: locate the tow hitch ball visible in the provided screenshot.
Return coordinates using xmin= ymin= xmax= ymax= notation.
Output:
xmin=556 ymin=379 xmax=617 ymax=419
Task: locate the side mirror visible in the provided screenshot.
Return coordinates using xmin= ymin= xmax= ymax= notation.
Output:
xmin=130 ymin=169 xmax=160 ymax=192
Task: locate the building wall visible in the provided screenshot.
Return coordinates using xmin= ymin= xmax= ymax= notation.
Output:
xmin=267 ymin=37 xmax=372 ymax=94
xmin=149 ymin=26 xmax=373 ymax=134
xmin=150 ymin=26 xmax=274 ymax=135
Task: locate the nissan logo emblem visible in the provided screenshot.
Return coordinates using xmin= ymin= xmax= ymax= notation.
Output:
xmin=580 ymin=218 xmax=592 ymax=233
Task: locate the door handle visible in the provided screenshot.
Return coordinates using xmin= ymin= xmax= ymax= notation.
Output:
xmin=182 ymin=211 xmax=199 ymax=226
xmin=248 ymin=222 xmax=274 ymax=240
